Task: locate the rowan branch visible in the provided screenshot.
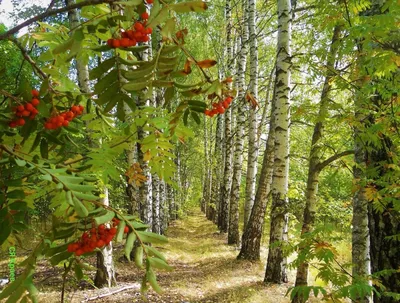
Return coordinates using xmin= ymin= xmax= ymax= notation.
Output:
xmin=9 ymin=37 xmax=48 ymax=80
xmin=0 ymin=0 xmax=117 ymax=40
xmin=316 ymin=150 xmax=354 ymax=171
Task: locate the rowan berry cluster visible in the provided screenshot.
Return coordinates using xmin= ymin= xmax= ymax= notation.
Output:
xmin=67 ymin=218 xmax=129 ymax=256
xmin=107 ymin=13 xmax=152 ymax=49
xmin=44 ymin=105 xmax=84 ymax=130
xmin=204 ymin=96 xmax=233 ymax=118
xmin=9 ymin=90 xmax=40 ymax=128
xmin=145 ymin=0 xmax=154 ymax=4
xmin=67 ymin=224 xmax=117 ymax=256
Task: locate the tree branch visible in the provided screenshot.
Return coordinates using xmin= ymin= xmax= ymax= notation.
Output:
xmin=0 ymin=0 xmax=117 ymax=40
xmin=9 ymin=37 xmax=48 ymax=80
xmin=316 ymin=150 xmax=354 ymax=171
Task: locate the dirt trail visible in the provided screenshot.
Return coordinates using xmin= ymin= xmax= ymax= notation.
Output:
xmin=39 ymin=209 xmax=291 ymax=302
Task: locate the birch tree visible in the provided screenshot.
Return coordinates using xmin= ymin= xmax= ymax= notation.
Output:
xmin=264 ymin=0 xmax=291 ymax=283
xmin=228 ymin=0 xmax=249 ymax=246
xmin=244 ymin=0 xmax=259 ymax=229
xmin=218 ymin=0 xmax=234 ymax=233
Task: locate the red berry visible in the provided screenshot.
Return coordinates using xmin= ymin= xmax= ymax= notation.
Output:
xmin=9 ymin=121 xmax=17 ymax=128
xmin=97 ymin=240 xmax=105 ymax=248
xmin=16 ymin=118 xmax=25 ymax=126
xmin=107 ymin=39 xmax=113 ymax=47
xmin=78 ymin=105 xmax=84 ymax=112
xmin=222 ymin=101 xmax=229 ymax=109
xmin=17 ymin=105 xmax=25 ymax=112
xmin=146 ymin=0 xmax=154 ymax=4
xmin=120 ymin=38 xmax=130 ymax=47
xmin=134 ymin=22 xmax=144 ymax=31
xmin=62 ymin=120 xmax=69 ymax=127
xmin=109 ymin=227 xmax=117 ymax=235
xmin=112 ymin=39 xmax=120 ymax=48
xmin=31 ymin=98 xmax=40 ymax=106
xmin=98 ymin=224 xmax=106 ymax=230
xmin=146 ymin=27 xmax=153 ymax=34
xmin=67 ymin=244 xmax=76 ymax=252
xmin=141 ymin=12 xmax=149 ymax=20
xmin=22 ymin=110 xmax=30 ymax=117
xmin=204 ymin=109 xmax=211 ymax=116
xmin=31 ymin=90 xmax=39 ymax=97
xmin=217 ymin=106 xmax=225 ymax=114
xmin=75 ymin=249 xmax=83 ymax=256
xmin=124 ymin=226 xmax=129 ymax=234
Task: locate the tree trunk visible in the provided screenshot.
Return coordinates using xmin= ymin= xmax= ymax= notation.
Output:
xmin=212 ymin=114 xmax=224 ymax=223
xmin=265 ymin=0 xmax=291 ymax=284
xmin=228 ymin=0 xmax=249 ymax=246
xmin=94 ymin=188 xmax=116 ymax=287
xmin=219 ymin=0 xmax=234 ymax=233
xmin=238 ymin=100 xmax=275 ymax=260
xmin=292 ymin=25 xmax=342 ymax=303
xmin=152 ymin=174 xmax=161 ymax=234
xmin=244 ymin=0 xmax=259 ymax=230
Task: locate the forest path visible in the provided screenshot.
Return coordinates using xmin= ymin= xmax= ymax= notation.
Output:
xmin=112 ymin=208 xmax=290 ymax=303
xmin=152 ymin=208 xmax=291 ymax=303
xmin=41 ymin=209 xmax=291 ymax=302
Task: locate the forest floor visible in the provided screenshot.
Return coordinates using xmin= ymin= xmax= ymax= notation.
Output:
xmin=2 ymin=209 xmax=295 ymax=303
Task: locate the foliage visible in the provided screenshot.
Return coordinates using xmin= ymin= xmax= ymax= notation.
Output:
xmin=0 ymin=0 xmax=221 ymax=301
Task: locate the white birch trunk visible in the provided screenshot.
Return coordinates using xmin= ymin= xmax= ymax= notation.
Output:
xmin=219 ymin=0 xmax=234 ymax=233
xmin=228 ymin=0 xmax=249 ymax=246
xmin=265 ymin=0 xmax=291 ymax=283
xmin=244 ymin=0 xmax=259 ymax=229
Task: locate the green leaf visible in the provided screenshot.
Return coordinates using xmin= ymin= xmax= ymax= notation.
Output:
xmin=146 ymin=269 xmax=162 ymax=294
xmin=74 ymin=263 xmax=84 ymax=281
xmin=40 ymin=138 xmax=48 ymax=159
xmin=123 ymin=81 xmax=149 ymax=92
xmin=124 ymin=232 xmax=137 ymax=261
xmin=7 ymin=190 xmax=25 ymax=200
xmin=72 ymin=192 xmax=99 ymax=201
xmin=50 ymin=251 xmax=73 ymax=266
xmin=52 ymin=38 xmax=74 ymax=55
xmin=72 ymin=197 xmax=89 ymax=217
xmin=170 ymin=1 xmax=208 ymax=13
xmin=14 ymin=158 xmax=26 ymax=167
xmin=115 ymin=0 xmax=142 ymax=6
xmin=9 ymin=201 xmax=27 ymax=210
xmin=190 ymin=111 xmax=200 ymax=124
xmin=89 ymin=57 xmax=116 ymax=80
xmin=136 ymin=231 xmax=168 ymax=244
xmin=94 ymin=210 xmax=115 ymax=225
xmin=148 ymin=257 xmax=173 ymax=271
xmin=0 ymin=275 xmax=24 ymax=300
xmin=0 ymin=220 xmax=12 ymax=245
xmin=116 ymin=220 xmax=126 ymax=243
xmin=145 ymin=245 xmax=166 ymax=261
xmin=134 ymin=246 xmax=144 ymax=268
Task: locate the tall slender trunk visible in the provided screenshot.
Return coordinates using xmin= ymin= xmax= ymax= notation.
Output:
xmin=152 ymin=174 xmax=161 ymax=234
xmin=219 ymin=0 xmax=234 ymax=233
xmin=159 ymin=179 xmax=167 ymax=234
xmin=238 ymin=97 xmax=275 ymax=260
xmin=292 ymin=25 xmax=342 ymax=303
xmin=265 ymin=0 xmax=291 ymax=284
xmin=94 ymin=188 xmax=116 ymax=287
xmin=244 ymin=0 xmax=259 ymax=230
xmin=202 ymin=117 xmax=210 ymax=214
xmin=212 ymin=114 xmax=224 ymax=223
xmin=228 ymin=0 xmax=249 ymax=246
xmin=65 ymin=0 xmax=115 ymax=287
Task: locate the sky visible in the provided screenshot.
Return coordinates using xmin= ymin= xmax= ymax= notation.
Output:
xmin=0 ymin=0 xmax=51 ymax=29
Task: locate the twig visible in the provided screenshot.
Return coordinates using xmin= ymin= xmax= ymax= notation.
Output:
xmin=81 ymin=284 xmax=140 ymax=302
xmin=9 ymin=37 xmax=48 ymax=80
xmin=0 ymin=0 xmax=118 ymax=40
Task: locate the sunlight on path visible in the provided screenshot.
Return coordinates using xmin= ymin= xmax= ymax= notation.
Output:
xmin=158 ymin=208 xmax=290 ymax=303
